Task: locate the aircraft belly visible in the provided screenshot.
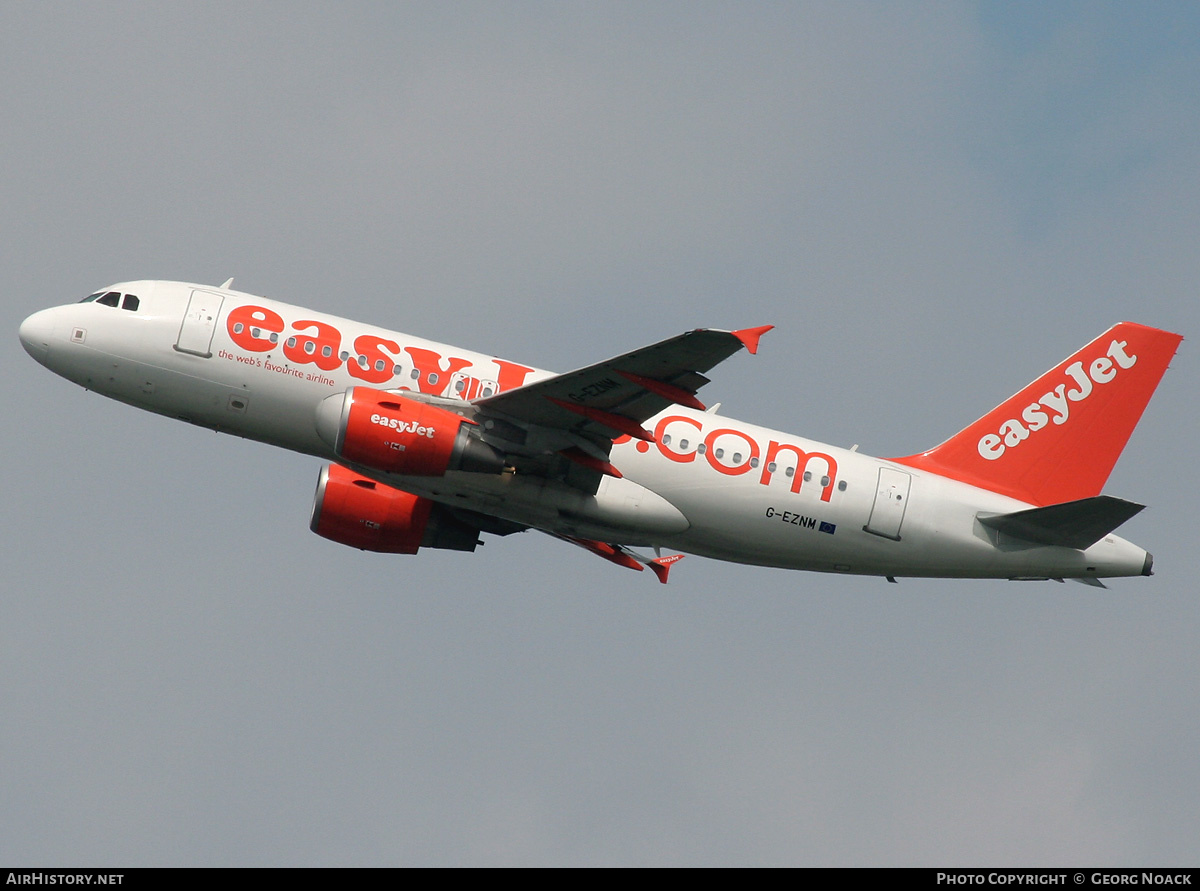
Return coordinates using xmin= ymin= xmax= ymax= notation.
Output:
xmin=622 ymin=460 xmax=1150 ymax=579
xmin=365 ymin=468 xmax=691 ymax=544
xmin=630 ymin=466 xmax=866 ymax=571
xmin=66 ymin=345 xmax=330 ymax=457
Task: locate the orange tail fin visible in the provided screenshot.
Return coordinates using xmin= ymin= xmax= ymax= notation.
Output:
xmin=892 ymin=323 xmax=1182 ymax=506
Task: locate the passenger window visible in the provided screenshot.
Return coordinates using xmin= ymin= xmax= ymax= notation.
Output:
xmin=98 ymin=292 xmax=120 ymax=307
xmin=121 ymin=294 xmax=139 ymax=311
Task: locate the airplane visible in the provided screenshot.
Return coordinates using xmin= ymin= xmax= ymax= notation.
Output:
xmin=18 ymin=280 xmax=1182 ymax=585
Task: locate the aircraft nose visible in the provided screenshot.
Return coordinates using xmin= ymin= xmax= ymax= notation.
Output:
xmin=19 ymin=308 xmax=56 ymax=363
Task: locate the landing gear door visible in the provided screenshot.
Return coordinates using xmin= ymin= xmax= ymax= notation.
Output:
xmin=175 ymin=289 xmax=225 ymax=358
xmin=864 ymin=467 xmax=911 ymax=540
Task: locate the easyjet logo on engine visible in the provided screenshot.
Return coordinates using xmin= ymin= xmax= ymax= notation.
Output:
xmin=977 ymin=338 xmax=1137 ymax=461
xmin=224 ymin=303 xmax=535 ymax=397
xmin=370 ymin=413 xmax=436 ymax=438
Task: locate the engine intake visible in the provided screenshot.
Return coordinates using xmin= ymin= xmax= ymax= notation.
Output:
xmin=315 ymin=387 xmax=505 ymax=477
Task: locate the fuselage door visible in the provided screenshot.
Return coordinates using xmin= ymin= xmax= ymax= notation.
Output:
xmin=174 ymin=289 xmax=225 ymax=358
xmin=864 ymin=467 xmax=911 ymax=540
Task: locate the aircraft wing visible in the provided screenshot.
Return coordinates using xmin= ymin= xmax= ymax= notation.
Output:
xmin=379 ymin=324 xmax=772 ymax=576
xmin=472 ymin=325 xmax=772 ymax=456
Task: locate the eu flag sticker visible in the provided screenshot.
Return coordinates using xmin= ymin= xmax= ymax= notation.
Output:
xmin=818 ymin=521 xmax=836 ymax=535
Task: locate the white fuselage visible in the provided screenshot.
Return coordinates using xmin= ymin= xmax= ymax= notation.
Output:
xmin=19 ymin=280 xmax=1152 ymax=580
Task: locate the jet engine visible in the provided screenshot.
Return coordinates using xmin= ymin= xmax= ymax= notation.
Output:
xmin=315 ymin=387 xmax=505 ymax=477
xmin=310 ymin=463 xmax=481 ymax=553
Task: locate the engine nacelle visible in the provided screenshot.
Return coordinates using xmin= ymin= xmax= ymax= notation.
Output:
xmin=315 ymin=387 xmax=505 ymax=477
xmin=310 ymin=463 xmax=480 ymax=553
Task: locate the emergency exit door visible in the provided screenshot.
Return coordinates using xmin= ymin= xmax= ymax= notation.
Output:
xmin=174 ymin=289 xmax=225 ymax=358
xmin=864 ymin=467 xmax=912 ymax=540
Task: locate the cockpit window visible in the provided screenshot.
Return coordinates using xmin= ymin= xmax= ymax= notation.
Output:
xmin=80 ymin=291 xmax=140 ymax=310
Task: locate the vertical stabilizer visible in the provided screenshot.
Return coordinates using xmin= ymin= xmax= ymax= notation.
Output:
xmin=892 ymin=323 xmax=1182 ymax=506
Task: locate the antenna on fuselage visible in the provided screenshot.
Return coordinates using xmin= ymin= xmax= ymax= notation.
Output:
xmin=220 ymin=277 xmax=234 ymax=290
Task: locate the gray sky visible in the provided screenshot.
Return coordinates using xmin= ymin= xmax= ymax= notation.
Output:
xmin=3 ymin=1 xmax=1198 ymax=866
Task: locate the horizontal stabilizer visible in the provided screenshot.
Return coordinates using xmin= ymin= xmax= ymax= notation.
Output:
xmin=978 ymin=495 xmax=1145 ymax=550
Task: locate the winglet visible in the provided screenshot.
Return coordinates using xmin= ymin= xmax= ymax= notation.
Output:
xmin=731 ymin=325 xmax=774 ymax=355
xmin=557 ymin=535 xmax=684 ymax=583
xmin=649 ymin=553 xmax=685 ymax=584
